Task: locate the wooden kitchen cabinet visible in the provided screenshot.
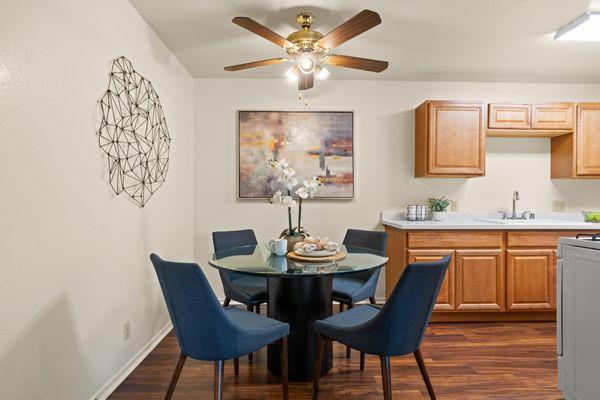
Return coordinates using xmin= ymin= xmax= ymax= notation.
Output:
xmin=415 ymin=101 xmax=486 ymax=177
xmin=507 ymin=249 xmax=554 ymax=310
xmin=551 ymin=103 xmax=600 ymax=178
xmin=407 ymin=249 xmax=455 ymax=310
xmin=455 ymin=249 xmax=504 ymax=311
xmin=384 ymin=227 xmax=597 ymax=322
xmin=488 ymin=103 xmax=531 ymax=130
xmin=531 ymin=103 xmax=574 ymax=130
xmin=576 ymin=103 xmax=600 ymax=176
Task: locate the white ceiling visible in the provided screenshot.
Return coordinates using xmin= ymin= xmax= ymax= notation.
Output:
xmin=129 ymin=0 xmax=600 ymax=83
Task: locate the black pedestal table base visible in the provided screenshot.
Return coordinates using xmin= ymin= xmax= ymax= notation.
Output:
xmin=267 ymin=275 xmax=333 ymax=381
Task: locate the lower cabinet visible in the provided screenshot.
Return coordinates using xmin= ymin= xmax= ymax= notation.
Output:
xmin=384 ymin=228 xmax=597 ymax=321
xmin=506 ymin=249 xmax=555 ymax=310
xmin=455 ymin=249 xmax=504 ymax=311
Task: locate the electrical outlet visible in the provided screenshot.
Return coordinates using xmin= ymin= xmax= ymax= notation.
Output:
xmin=553 ymin=200 xmax=566 ymax=212
xmin=123 ymin=321 xmax=131 ymax=341
xmin=450 ymin=200 xmax=458 ymax=212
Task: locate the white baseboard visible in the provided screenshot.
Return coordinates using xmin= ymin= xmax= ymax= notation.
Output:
xmin=91 ymin=322 xmax=173 ymax=400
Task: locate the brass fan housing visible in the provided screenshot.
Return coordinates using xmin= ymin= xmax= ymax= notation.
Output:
xmin=286 ymin=12 xmax=324 ymax=55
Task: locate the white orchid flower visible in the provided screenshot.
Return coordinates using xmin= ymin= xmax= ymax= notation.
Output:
xmin=284 ymin=177 xmax=298 ymax=191
xmin=302 ymin=176 xmax=322 ymax=198
xmin=295 ymin=187 xmax=309 ymax=199
xmin=282 ymin=195 xmax=296 ymax=208
xmin=269 ymin=189 xmax=283 ymax=204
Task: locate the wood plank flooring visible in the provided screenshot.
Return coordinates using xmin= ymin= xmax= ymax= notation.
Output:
xmin=110 ymin=322 xmax=562 ymax=399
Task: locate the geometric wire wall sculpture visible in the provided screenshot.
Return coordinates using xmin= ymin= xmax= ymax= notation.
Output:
xmin=97 ymin=56 xmax=171 ymax=207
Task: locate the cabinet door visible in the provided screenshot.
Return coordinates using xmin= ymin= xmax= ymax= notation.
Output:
xmin=407 ymin=249 xmax=455 ymax=310
xmin=456 ymin=249 xmax=504 ymax=310
xmin=531 ymin=103 xmax=573 ymax=130
xmin=507 ymin=249 xmax=554 ymax=310
xmin=428 ymin=102 xmax=485 ymax=176
xmin=576 ymin=103 xmax=600 ymax=176
xmin=488 ymin=103 xmax=531 ymax=129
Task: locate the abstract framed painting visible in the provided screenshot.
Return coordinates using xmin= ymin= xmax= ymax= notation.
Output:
xmin=238 ymin=111 xmax=354 ymax=199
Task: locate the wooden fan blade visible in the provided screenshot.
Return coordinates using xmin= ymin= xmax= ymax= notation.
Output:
xmin=324 ymin=54 xmax=388 ymax=72
xmin=298 ymin=71 xmax=314 ymax=91
xmin=317 ymin=10 xmax=381 ymax=50
xmin=233 ymin=17 xmax=292 ymax=48
xmin=224 ymin=58 xmax=287 ymax=71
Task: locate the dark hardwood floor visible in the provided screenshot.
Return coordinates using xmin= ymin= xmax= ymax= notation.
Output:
xmin=110 ymin=322 xmax=561 ymax=399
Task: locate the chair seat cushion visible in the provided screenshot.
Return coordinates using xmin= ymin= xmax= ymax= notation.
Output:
xmin=224 ymin=306 xmax=289 ymax=358
xmin=332 ymin=277 xmax=366 ymax=302
xmin=228 ymin=276 xmax=267 ymax=305
xmin=315 ymin=304 xmax=382 ymax=352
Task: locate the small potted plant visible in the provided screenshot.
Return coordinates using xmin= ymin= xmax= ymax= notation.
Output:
xmin=428 ymin=196 xmax=450 ymax=221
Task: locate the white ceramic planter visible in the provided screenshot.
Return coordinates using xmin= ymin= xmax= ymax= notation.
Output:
xmin=432 ymin=211 xmax=446 ymax=221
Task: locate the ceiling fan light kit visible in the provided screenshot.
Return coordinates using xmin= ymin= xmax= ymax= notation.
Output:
xmin=225 ymin=9 xmax=389 ymax=95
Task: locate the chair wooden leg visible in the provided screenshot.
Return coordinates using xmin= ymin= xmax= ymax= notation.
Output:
xmin=346 ymin=303 xmax=354 ymax=358
xmin=255 ymin=304 xmax=260 ymax=314
xmin=279 ymin=336 xmax=289 ymax=400
xmin=223 ymin=297 xmax=230 ymax=307
xmin=414 ymin=349 xmax=436 ymax=400
xmin=369 ymin=296 xmax=377 ymax=305
xmin=164 ymin=352 xmax=186 ymax=400
xmin=312 ymin=334 xmax=325 ymax=400
xmin=213 ymin=360 xmax=225 ymax=400
xmin=246 ymin=305 xmax=254 ymax=362
xmin=380 ymin=355 xmax=392 ymax=400
xmin=234 ymin=357 xmax=239 ymax=376
xmin=360 ymin=351 xmax=365 ymax=372
xmin=339 ymin=302 xmax=344 ymax=313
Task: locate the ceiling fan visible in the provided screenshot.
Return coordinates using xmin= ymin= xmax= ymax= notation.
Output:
xmin=224 ymin=10 xmax=389 ymax=91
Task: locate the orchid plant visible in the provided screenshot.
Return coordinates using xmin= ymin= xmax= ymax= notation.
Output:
xmin=267 ymin=159 xmax=323 ymax=238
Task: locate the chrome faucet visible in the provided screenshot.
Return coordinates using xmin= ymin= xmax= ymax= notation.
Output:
xmin=497 ymin=191 xmax=535 ymax=220
xmin=512 ymin=191 xmax=519 ymax=219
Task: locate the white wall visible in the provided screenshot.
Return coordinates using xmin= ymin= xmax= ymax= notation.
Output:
xmin=194 ymin=79 xmax=600 ymax=298
xmin=0 ymin=1 xmax=194 ymax=399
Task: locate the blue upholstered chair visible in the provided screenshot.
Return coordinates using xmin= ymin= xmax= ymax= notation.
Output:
xmin=312 ymin=256 xmax=450 ymax=400
xmin=332 ymin=229 xmax=388 ymax=359
xmin=212 ymin=229 xmax=268 ymax=362
xmin=150 ymin=254 xmax=290 ymax=400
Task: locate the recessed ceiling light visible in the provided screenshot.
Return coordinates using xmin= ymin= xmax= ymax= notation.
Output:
xmin=555 ymin=12 xmax=600 ymax=41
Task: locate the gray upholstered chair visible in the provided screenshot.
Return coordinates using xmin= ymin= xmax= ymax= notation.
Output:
xmin=313 ymin=256 xmax=450 ymax=400
xmin=332 ymin=229 xmax=387 ymax=359
xmin=212 ymin=229 xmax=268 ymax=362
xmin=150 ymin=254 xmax=289 ymax=400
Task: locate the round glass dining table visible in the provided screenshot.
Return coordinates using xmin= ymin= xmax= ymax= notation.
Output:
xmin=208 ymin=244 xmax=388 ymax=381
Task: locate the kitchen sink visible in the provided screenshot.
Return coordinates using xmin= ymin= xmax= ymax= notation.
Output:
xmin=476 ymin=218 xmax=575 ymax=225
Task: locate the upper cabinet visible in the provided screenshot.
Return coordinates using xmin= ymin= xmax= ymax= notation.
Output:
xmin=551 ymin=103 xmax=600 ymax=178
xmin=487 ymin=102 xmax=574 ymax=137
xmin=415 ymin=100 xmax=599 ymax=179
xmin=415 ymin=101 xmax=486 ymax=177
xmin=532 ymin=103 xmax=574 ymax=131
xmin=489 ymin=103 xmax=531 ymax=130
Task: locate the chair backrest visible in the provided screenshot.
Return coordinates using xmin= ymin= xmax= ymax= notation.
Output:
xmin=342 ymin=229 xmax=388 ymax=281
xmin=150 ymin=253 xmax=237 ymax=360
xmin=343 ymin=229 xmax=388 ymax=256
xmin=212 ymin=229 xmax=258 ymax=252
xmin=370 ymin=256 xmax=450 ymax=356
xmin=212 ymin=229 xmax=258 ymax=283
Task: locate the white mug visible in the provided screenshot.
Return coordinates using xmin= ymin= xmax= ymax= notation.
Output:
xmin=267 ymin=238 xmax=287 ymax=256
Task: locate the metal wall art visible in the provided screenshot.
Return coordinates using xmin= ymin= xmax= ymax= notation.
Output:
xmin=97 ymin=56 xmax=171 ymax=207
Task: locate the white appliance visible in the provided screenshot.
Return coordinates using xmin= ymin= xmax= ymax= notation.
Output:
xmin=557 ymin=233 xmax=600 ymax=400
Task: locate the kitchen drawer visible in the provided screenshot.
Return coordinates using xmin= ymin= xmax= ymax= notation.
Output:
xmin=507 ymin=231 xmax=583 ymax=248
xmin=531 ymin=103 xmax=573 ymax=130
xmin=407 ymin=231 xmax=503 ymax=248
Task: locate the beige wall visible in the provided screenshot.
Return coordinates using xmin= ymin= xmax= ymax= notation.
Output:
xmin=194 ymin=78 xmax=600 ymax=298
xmin=0 ymin=1 xmax=194 ymax=399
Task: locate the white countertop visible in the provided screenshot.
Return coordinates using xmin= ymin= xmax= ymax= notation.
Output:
xmin=381 ymin=211 xmax=600 ymax=230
